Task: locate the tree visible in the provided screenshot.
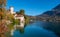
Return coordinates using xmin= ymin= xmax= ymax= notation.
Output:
xmin=24 ymin=15 xmax=30 ymax=25
xmin=19 ymin=9 xmax=25 ymax=15
xmin=0 ymin=0 xmax=8 ymax=37
xmin=0 ymin=0 xmax=6 ymax=7
xmin=0 ymin=0 xmax=7 ymax=20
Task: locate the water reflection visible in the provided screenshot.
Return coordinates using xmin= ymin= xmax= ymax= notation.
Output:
xmin=18 ymin=28 xmax=24 ymax=34
xmin=13 ymin=21 xmax=58 ymax=37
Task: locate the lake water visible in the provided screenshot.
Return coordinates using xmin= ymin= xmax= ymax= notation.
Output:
xmin=13 ymin=21 xmax=60 ymax=37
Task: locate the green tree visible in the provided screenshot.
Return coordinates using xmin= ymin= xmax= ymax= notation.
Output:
xmin=19 ymin=9 xmax=25 ymax=15
xmin=24 ymin=15 xmax=30 ymax=25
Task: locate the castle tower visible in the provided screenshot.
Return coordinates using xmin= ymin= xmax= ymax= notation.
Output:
xmin=10 ymin=6 xmax=15 ymax=14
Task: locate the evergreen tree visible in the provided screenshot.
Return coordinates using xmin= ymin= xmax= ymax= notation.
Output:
xmin=19 ymin=9 xmax=25 ymax=15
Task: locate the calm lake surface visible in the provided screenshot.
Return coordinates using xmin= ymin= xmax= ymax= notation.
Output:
xmin=13 ymin=21 xmax=60 ymax=37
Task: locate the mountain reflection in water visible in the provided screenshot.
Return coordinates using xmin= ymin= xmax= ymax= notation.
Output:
xmin=13 ymin=21 xmax=59 ymax=37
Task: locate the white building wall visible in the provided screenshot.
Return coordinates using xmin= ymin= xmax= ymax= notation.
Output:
xmin=10 ymin=7 xmax=15 ymax=14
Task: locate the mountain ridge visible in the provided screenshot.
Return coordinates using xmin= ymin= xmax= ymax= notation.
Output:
xmin=37 ymin=4 xmax=60 ymax=17
xmin=35 ymin=4 xmax=60 ymax=22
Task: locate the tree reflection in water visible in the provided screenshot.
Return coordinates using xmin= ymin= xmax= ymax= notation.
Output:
xmin=19 ymin=28 xmax=24 ymax=34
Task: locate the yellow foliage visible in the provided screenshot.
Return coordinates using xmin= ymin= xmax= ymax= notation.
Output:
xmin=0 ymin=0 xmax=6 ymax=6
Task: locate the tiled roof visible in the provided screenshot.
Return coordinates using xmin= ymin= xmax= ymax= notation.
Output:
xmin=15 ymin=14 xmax=24 ymax=17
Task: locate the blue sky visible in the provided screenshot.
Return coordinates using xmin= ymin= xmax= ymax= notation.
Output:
xmin=6 ymin=0 xmax=60 ymax=16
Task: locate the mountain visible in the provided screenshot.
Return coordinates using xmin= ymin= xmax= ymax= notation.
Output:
xmin=36 ymin=4 xmax=60 ymax=22
xmin=42 ymin=4 xmax=60 ymax=16
xmin=53 ymin=4 xmax=60 ymax=10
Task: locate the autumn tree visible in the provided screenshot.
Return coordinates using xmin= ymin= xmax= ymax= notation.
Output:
xmin=0 ymin=0 xmax=7 ymax=19
xmin=0 ymin=0 xmax=8 ymax=37
xmin=0 ymin=0 xmax=6 ymax=7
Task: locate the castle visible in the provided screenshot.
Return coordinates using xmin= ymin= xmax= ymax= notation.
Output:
xmin=8 ymin=6 xmax=25 ymax=27
xmin=8 ymin=6 xmax=25 ymax=35
xmin=9 ymin=6 xmax=15 ymax=14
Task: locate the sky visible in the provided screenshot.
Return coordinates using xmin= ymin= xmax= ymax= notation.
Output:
xmin=6 ymin=0 xmax=60 ymax=16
